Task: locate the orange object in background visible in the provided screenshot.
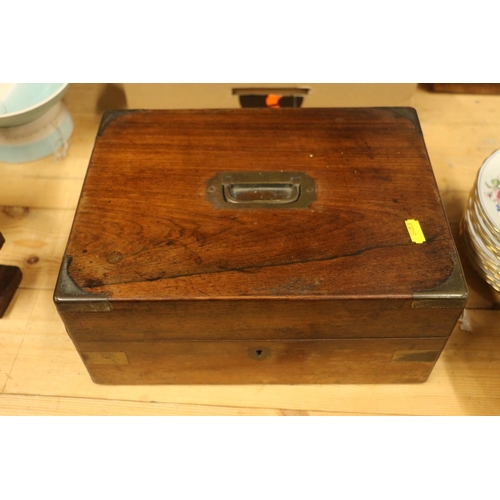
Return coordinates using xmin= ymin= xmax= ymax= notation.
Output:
xmin=265 ymin=94 xmax=282 ymax=108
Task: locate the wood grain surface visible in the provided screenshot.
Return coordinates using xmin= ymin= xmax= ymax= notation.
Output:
xmin=1 ymin=84 xmax=500 ymax=414
xmin=65 ymin=108 xmax=455 ymax=299
xmin=55 ymin=107 xmax=465 ymax=384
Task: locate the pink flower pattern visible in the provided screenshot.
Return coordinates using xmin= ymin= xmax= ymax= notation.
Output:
xmin=485 ymin=178 xmax=500 ymax=212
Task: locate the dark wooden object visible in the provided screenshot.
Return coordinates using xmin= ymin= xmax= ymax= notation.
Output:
xmin=54 ymin=108 xmax=468 ymax=384
xmin=428 ymin=84 xmax=500 ymax=95
xmin=0 ymin=232 xmax=22 ymax=318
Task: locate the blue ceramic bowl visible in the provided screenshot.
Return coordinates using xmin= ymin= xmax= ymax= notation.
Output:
xmin=0 ymin=83 xmax=69 ymax=127
xmin=0 ymin=83 xmax=73 ymax=163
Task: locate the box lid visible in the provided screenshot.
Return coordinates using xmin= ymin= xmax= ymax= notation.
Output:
xmin=57 ymin=108 xmax=465 ymax=304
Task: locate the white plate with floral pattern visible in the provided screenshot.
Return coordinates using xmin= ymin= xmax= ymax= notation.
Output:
xmin=478 ymin=149 xmax=500 ymax=233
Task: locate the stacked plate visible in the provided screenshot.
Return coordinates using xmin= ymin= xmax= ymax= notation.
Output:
xmin=461 ymin=149 xmax=500 ymax=291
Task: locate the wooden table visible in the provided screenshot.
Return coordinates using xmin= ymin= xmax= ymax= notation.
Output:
xmin=1 ymin=84 xmax=499 ymax=415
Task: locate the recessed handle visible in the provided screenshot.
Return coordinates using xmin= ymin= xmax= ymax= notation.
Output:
xmin=206 ymin=171 xmax=316 ymax=209
xmin=224 ymin=182 xmax=300 ymax=205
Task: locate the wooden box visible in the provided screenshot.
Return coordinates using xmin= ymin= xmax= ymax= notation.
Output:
xmin=54 ymin=108 xmax=467 ymax=384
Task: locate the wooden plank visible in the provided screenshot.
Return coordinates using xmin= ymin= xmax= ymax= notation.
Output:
xmin=0 ymin=331 xmax=23 ymax=391
xmin=0 ymin=394 xmax=395 ymax=416
xmin=0 ymin=288 xmax=40 ymax=392
xmin=0 ymin=177 xmax=83 ymax=210
xmin=412 ymin=90 xmax=500 ymax=194
xmin=0 ymin=207 xmax=75 ymax=290
xmin=0 ymin=395 xmax=278 ymax=416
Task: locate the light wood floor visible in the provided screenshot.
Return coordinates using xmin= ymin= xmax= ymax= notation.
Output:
xmin=1 ymin=84 xmax=499 ymax=416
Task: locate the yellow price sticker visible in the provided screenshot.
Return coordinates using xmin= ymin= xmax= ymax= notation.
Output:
xmin=405 ymin=219 xmax=426 ymax=244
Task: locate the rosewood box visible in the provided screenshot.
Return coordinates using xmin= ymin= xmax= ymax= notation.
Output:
xmin=54 ymin=108 xmax=467 ymax=384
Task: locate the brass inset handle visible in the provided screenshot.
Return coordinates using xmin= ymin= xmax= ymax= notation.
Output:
xmin=206 ymin=171 xmax=316 ymax=209
xmin=223 ymin=182 xmax=300 ymax=205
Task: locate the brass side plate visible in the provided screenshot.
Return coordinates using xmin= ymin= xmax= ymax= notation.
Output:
xmin=81 ymin=352 xmax=129 ymax=365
